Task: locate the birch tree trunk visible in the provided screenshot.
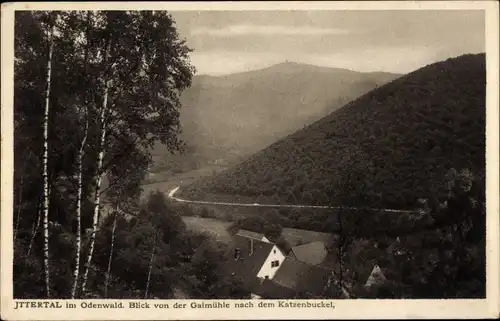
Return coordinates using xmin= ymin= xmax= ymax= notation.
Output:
xmin=71 ymin=11 xmax=92 ymax=299
xmin=144 ymin=232 xmax=157 ymax=299
xmin=27 ymin=196 xmax=42 ymax=256
xmin=14 ymin=170 xmax=24 ymax=240
xmin=338 ymin=204 xmax=344 ymax=287
xmin=42 ymin=22 xmax=56 ymax=298
xmin=71 ymin=107 xmax=89 ymax=298
xmin=81 ymin=39 xmax=112 ymax=295
xmin=104 ymin=214 xmax=117 ymax=298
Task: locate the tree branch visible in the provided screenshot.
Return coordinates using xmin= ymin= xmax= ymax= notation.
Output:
xmin=99 ymin=132 xmax=142 ymax=177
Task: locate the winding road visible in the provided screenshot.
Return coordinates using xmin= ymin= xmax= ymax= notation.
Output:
xmin=167 ymin=186 xmax=417 ymax=214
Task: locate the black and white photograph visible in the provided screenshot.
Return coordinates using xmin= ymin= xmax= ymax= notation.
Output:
xmin=1 ymin=1 xmax=499 ymax=320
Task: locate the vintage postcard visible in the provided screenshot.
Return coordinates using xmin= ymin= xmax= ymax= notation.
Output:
xmin=1 ymin=1 xmax=499 ymax=320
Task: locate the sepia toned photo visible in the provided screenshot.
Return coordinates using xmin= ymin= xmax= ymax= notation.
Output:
xmin=1 ymin=1 xmax=499 ymax=320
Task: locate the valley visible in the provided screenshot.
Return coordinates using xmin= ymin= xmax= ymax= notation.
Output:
xmin=145 ymin=53 xmax=486 ymax=299
xmin=150 ymin=62 xmax=400 ymax=174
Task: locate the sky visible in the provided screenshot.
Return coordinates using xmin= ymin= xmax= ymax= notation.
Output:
xmin=170 ymin=10 xmax=485 ymax=76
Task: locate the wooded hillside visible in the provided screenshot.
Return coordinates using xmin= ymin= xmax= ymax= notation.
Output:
xmin=184 ymin=53 xmax=486 ymax=210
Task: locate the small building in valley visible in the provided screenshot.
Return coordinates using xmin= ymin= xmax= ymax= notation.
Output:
xmin=364 ymin=264 xmax=387 ymax=289
xmin=225 ymin=233 xmax=285 ymax=284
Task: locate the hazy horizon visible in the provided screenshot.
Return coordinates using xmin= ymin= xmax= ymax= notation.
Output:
xmin=189 ymin=60 xmax=407 ymax=77
xmin=170 ymin=10 xmax=485 ymax=76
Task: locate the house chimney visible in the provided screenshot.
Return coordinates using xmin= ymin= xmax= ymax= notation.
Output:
xmin=250 ymin=239 xmax=254 ymax=256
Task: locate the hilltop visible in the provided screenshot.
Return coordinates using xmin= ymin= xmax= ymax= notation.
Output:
xmin=182 ymin=53 xmax=486 ymax=209
xmin=150 ymin=62 xmax=399 ymax=173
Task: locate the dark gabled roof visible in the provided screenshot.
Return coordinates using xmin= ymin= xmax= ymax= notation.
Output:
xmin=236 ymin=229 xmax=267 ymax=241
xmin=248 ymin=278 xmax=297 ymax=299
xmin=224 ymin=235 xmax=275 ymax=288
xmin=272 ymin=257 xmax=336 ymax=297
xmin=291 ymin=241 xmax=328 ymax=265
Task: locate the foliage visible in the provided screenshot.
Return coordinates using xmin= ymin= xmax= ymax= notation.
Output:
xmin=227 ymin=216 xmax=283 ymax=241
xmin=13 ymin=10 xmax=196 ymax=299
xmin=180 ymin=238 xmax=248 ymax=299
xmin=275 ymin=236 xmax=292 ymax=254
xmin=341 ymin=169 xmax=485 ymax=299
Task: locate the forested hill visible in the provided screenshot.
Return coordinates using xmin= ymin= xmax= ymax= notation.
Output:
xmin=183 ymin=53 xmax=486 ymax=209
xmin=150 ymin=62 xmax=399 ymax=173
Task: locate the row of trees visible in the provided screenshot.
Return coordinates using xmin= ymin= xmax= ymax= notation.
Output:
xmin=15 ymin=189 xmax=245 ymax=299
xmin=14 ymin=10 xmax=195 ymax=298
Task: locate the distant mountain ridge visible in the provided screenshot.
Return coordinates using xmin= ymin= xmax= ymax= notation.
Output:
xmin=200 ymin=61 xmax=394 ymax=79
xmin=183 ymin=53 xmax=486 ymax=209
xmin=151 ymin=62 xmax=400 ymax=173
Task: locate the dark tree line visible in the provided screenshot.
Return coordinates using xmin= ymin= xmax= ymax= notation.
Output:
xmin=332 ymin=167 xmax=486 ymax=299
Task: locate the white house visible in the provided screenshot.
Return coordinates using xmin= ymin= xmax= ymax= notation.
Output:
xmin=256 ymin=242 xmax=286 ymax=280
xmin=226 ymin=231 xmax=285 ymax=283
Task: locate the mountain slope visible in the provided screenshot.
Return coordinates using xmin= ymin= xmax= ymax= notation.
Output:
xmin=151 ymin=62 xmax=400 ymax=173
xmin=183 ymin=53 xmax=486 ymax=209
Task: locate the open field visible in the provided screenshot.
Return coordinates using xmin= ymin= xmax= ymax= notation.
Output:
xmin=140 ymin=165 xmax=227 ymax=198
xmin=181 ymin=216 xmax=232 ymax=243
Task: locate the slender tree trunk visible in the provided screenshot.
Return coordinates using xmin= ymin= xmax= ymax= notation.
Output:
xmin=328 ymin=167 xmax=353 ymax=299
xmin=104 ymin=213 xmax=117 ymax=298
xmin=42 ymin=22 xmax=56 ymax=298
xmin=71 ymin=108 xmax=89 ymax=299
xmin=27 ymin=214 xmax=40 ymax=256
xmin=81 ymin=39 xmax=112 ymax=295
xmin=14 ymin=171 xmax=25 ymax=240
xmin=338 ymin=205 xmax=344 ymax=286
xmin=144 ymin=233 xmax=157 ymax=299
xmin=71 ymin=11 xmax=92 ymax=299
xmin=325 ymin=204 xmax=348 ymax=299
xmin=27 ymin=196 xmax=42 ymax=256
